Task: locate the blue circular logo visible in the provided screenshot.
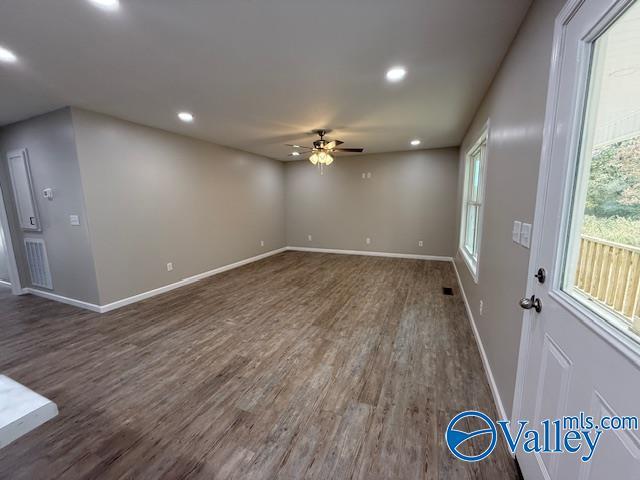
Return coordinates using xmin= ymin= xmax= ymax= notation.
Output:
xmin=446 ymin=410 xmax=497 ymax=462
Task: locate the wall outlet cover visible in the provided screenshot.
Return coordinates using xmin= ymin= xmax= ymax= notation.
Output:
xmin=167 ymin=262 xmax=173 ymax=272
xmin=69 ymin=215 xmax=80 ymax=226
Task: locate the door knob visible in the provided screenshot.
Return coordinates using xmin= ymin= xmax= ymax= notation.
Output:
xmin=519 ymin=295 xmax=542 ymax=313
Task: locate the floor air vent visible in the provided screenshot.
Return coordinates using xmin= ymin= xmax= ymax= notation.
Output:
xmin=24 ymin=238 xmax=53 ymax=289
xmin=442 ymin=287 xmax=454 ymax=296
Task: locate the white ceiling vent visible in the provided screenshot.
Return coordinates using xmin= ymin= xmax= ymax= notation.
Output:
xmin=24 ymin=238 xmax=53 ymax=290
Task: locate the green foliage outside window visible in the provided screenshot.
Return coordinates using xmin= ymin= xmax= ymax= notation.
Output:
xmin=581 ymin=135 xmax=640 ymax=247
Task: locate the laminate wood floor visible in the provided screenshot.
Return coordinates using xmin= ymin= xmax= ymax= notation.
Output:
xmin=0 ymin=252 xmax=520 ymax=479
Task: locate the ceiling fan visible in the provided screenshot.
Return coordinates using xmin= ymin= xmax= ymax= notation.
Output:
xmin=286 ymin=129 xmax=364 ymax=167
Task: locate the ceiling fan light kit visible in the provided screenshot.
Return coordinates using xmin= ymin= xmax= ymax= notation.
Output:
xmin=286 ymin=129 xmax=363 ymax=172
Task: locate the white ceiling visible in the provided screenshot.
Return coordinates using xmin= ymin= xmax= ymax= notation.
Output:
xmin=0 ymin=0 xmax=531 ymax=161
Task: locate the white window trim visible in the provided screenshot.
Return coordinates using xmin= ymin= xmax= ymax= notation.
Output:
xmin=459 ymin=123 xmax=489 ymax=283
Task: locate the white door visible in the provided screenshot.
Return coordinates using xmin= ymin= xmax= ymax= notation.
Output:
xmin=7 ymin=149 xmax=40 ymax=231
xmin=514 ymin=0 xmax=640 ymax=478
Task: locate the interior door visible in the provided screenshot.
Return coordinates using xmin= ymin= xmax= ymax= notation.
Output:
xmin=515 ymin=0 xmax=640 ymax=478
xmin=7 ymin=149 xmax=41 ymax=231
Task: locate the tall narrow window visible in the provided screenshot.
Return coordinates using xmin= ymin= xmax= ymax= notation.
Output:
xmin=460 ymin=128 xmax=488 ymax=281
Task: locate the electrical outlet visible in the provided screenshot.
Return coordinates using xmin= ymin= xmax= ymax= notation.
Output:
xmin=366 ymin=237 xmax=371 ymax=245
xmin=418 ymin=240 xmax=424 ymax=247
xmin=307 ymin=234 xmax=312 ymax=241
xmin=167 ymin=262 xmax=173 ymax=272
xmin=366 ymin=172 xmax=372 ymax=179
xmin=69 ymin=215 xmax=80 ymax=226
xmin=260 ymin=240 xmax=264 ymax=247
xmin=362 ymin=173 xmax=366 ymax=179
xmin=479 ymin=300 xmax=484 ymax=316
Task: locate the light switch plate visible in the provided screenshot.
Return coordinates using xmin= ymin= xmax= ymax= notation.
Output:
xmin=69 ymin=215 xmax=80 ymax=226
xmin=512 ymin=221 xmax=522 ymax=243
xmin=520 ymin=223 xmax=532 ymax=248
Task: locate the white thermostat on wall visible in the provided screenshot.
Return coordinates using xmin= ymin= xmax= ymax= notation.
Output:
xmin=42 ymin=188 xmax=53 ymax=200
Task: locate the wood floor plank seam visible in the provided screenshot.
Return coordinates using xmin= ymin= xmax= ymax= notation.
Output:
xmin=0 ymin=252 xmax=519 ymax=479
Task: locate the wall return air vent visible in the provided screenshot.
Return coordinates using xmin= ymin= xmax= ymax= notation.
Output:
xmin=24 ymin=238 xmax=53 ymax=290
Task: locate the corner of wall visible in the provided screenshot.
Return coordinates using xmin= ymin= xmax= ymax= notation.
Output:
xmin=69 ymin=106 xmax=104 ymax=305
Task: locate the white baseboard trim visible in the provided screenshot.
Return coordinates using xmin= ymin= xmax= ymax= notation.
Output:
xmin=98 ymin=247 xmax=287 ymax=313
xmin=452 ymin=259 xmax=511 ymax=430
xmin=286 ymin=246 xmax=452 ymax=262
xmin=21 ymin=246 xmax=455 ymax=315
xmin=23 ymin=288 xmax=103 ymax=313
xmin=23 ymin=247 xmax=288 ymax=314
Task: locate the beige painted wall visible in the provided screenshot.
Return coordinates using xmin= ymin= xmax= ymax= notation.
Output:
xmin=285 ymin=149 xmax=459 ymax=257
xmin=454 ymin=0 xmax=565 ymax=416
xmin=71 ymin=108 xmax=286 ymax=305
xmin=0 ymin=108 xmax=100 ymax=303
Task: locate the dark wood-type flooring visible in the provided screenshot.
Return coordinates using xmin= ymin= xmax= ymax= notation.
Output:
xmin=0 ymin=251 xmax=519 ymax=479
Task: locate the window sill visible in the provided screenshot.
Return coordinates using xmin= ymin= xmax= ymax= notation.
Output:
xmin=459 ymin=248 xmax=479 ymax=284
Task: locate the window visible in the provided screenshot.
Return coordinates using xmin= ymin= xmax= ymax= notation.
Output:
xmin=459 ymin=128 xmax=488 ymax=281
xmin=562 ymin=1 xmax=640 ymax=341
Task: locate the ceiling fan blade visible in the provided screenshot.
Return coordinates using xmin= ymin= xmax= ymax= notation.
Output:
xmin=324 ymin=140 xmax=344 ymax=149
xmin=333 ymin=148 xmax=364 ymax=153
xmin=288 ymin=152 xmax=307 ymax=157
xmin=285 ymin=144 xmax=312 ymax=149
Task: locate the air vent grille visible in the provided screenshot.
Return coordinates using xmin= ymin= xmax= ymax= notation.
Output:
xmin=24 ymin=238 xmax=53 ymax=289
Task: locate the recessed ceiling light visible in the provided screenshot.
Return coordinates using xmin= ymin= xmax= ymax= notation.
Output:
xmin=291 ymin=151 xmax=301 ymax=156
xmin=178 ymin=112 xmax=194 ymax=123
xmin=386 ymin=66 xmax=407 ymax=82
xmin=0 ymin=45 xmax=17 ymax=63
xmin=89 ymin=0 xmax=120 ymax=11
xmin=410 ymin=139 xmax=421 ymax=146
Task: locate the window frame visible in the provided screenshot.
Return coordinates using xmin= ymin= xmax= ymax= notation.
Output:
xmin=459 ymin=125 xmax=489 ymax=283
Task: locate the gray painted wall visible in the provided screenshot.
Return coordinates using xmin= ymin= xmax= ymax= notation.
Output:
xmin=71 ymin=108 xmax=286 ymax=305
xmin=453 ymin=0 xmax=564 ymax=415
xmin=285 ymin=149 xmax=459 ymax=257
xmin=0 ymin=108 xmax=100 ymax=303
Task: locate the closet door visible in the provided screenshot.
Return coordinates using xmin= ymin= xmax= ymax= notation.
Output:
xmin=7 ymin=149 xmax=41 ymax=231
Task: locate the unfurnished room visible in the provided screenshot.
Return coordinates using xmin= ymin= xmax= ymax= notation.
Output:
xmin=0 ymin=0 xmax=639 ymax=479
